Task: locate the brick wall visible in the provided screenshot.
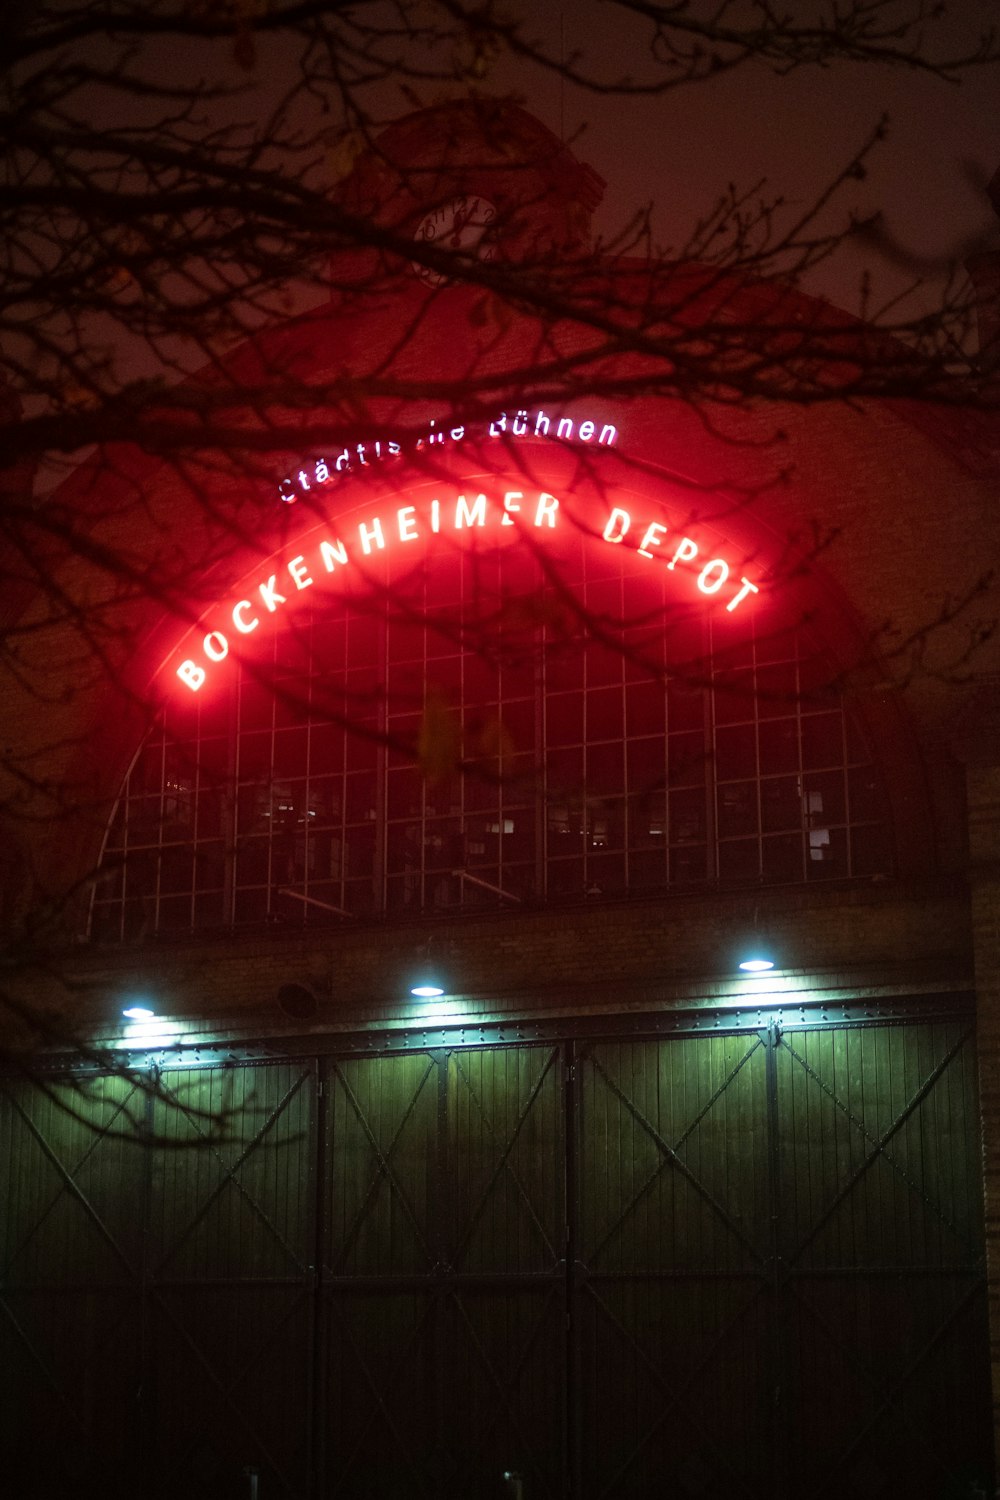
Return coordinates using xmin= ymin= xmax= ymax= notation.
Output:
xmin=27 ymin=876 xmax=969 ymax=1050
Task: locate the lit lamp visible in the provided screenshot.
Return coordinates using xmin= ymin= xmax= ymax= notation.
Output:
xmin=738 ymin=957 xmax=775 ymax=974
xmin=410 ymin=982 xmax=445 ymax=998
xmin=409 ymin=939 xmax=447 ymax=999
xmin=122 ymin=1004 xmax=156 ymax=1019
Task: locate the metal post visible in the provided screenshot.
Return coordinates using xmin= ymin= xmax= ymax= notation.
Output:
xmin=502 ymin=1471 xmax=524 ymax=1500
xmin=244 ymin=1465 xmax=260 ymax=1500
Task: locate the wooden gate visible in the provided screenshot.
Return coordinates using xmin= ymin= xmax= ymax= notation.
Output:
xmin=574 ymin=1019 xmax=990 ymax=1499
xmin=0 ymin=1007 xmax=991 ymax=1499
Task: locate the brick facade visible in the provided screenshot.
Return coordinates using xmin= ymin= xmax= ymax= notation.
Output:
xmin=2 ymin=99 xmax=1000 ymax=1492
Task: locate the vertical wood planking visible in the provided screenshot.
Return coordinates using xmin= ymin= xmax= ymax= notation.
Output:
xmin=0 ymin=1015 xmax=991 ymax=1499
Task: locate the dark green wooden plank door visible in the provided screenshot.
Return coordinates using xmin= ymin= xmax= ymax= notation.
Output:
xmin=572 ymin=1019 xmax=990 ymax=1500
xmin=0 ymin=1074 xmax=147 ymax=1499
xmin=320 ymin=1044 xmax=566 ymax=1499
xmin=774 ymin=1021 xmax=991 ymax=1500
xmin=574 ymin=1032 xmax=772 ymax=1499
xmin=0 ymin=1016 xmax=991 ymax=1499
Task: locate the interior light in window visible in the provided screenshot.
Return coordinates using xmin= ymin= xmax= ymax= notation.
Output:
xmin=809 ymin=829 xmax=831 ymax=860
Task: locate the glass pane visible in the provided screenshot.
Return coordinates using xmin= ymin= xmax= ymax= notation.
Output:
xmin=587 ymin=851 xmax=625 ymax=894
xmin=547 ymin=693 xmax=583 ymax=747
xmin=718 ymin=838 xmax=760 ymax=882
xmin=587 ymin=742 xmax=623 ymax=796
xmin=761 ymin=833 xmax=803 ymax=883
xmin=633 ymin=789 xmax=667 ymax=846
xmin=670 ymin=844 xmax=707 ymax=882
xmin=715 ymin=723 xmax=757 ymax=781
xmin=670 ymin=787 xmax=706 ymax=844
xmin=547 ymin=858 xmax=584 ymax=897
xmin=666 ymin=679 xmax=705 ymax=732
xmin=803 ymin=769 xmax=846 ymax=827
xmin=236 ymin=838 xmax=270 ymax=886
xmin=713 ymin=668 xmax=755 ymax=725
xmin=669 ymin=730 xmax=708 ymax=787
xmin=761 ymin=776 xmax=801 ymax=834
xmin=718 ymin=781 xmax=758 ymax=839
xmin=630 ymin=848 xmax=667 ymax=890
xmin=758 ymin=718 xmax=799 ymax=775
xmin=160 ymin=846 xmax=193 ymax=895
xmin=625 ymin=680 xmax=665 ymax=737
xmin=627 ymin=737 xmax=663 ymax=795
xmin=755 ymin=661 xmax=798 ymax=718
xmin=801 ymin=711 xmax=843 ymax=770
xmin=587 ymin=685 xmax=623 ymax=740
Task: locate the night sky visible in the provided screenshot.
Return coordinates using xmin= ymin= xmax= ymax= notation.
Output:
xmin=462 ymin=1 xmax=1000 ymax=317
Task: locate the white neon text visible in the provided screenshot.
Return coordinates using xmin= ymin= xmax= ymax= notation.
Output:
xmin=259 ymin=577 xmax=287 ymax=612
xmin=175 ymin=487 xmax=760 ymax=692
xmin=232 ymin=601 xmax=259 ymax=634
xmin=638 ymin=522 xmax=667 ymax=558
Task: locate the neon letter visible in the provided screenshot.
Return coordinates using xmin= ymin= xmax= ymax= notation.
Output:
xmin=534 ymin=492 xmax=559 ymax=528
xmin=599 ymin=424 xmax=617 ymax=446
xmin=726 ymin=577 xmax=760 ymax=612
xmin=358 ymin=516 xmax=385 ymax=554
xmin=288 ymin=555 xmax=313 ymax=590
xmin=579 ymin=420 xmax=595 ymax=441
xmin=456 ymin=493 xmax=487 ymax=528
xmin=502 ymin=491 xmax=523 ymax=526
xmin=430 ymin=499 xmax=441 ymax=533
xmin=177 ymin=660 xmax=205 ymax=692
xmin=667 ymin=538 xmax=698 ymax=570
xmin=557 ymin=417 xmax=573 ymax=439
xmin=259 ymin=576 xmax=287 ymax=612
xmin=697 ymin=559 xmax=729 ymax=595
xmin=204 ymin=631 xmax=229 ymax=662
xmin=638 ymin=522 xmax=667 ymax=558
xmin=603 ymin=507 xmax=631 ymax=543
xmin=232 ymin=600 xmax=259 ymax=634
xmin=319 ymin=538 xmax=348 ymax=572
xmin=397 ymin=506 xmax=418 ymax=542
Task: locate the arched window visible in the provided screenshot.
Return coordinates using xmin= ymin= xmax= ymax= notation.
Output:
xmin=91 ymin=519 xmax=891 ymax=941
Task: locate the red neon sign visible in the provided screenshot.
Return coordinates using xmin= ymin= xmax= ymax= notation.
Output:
xmin=174 ymin=485 xmax=760 ymax=692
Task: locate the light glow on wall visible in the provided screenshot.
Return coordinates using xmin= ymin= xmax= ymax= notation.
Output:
xmin=117 ymin=1014 xmax=184 ymax=1050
